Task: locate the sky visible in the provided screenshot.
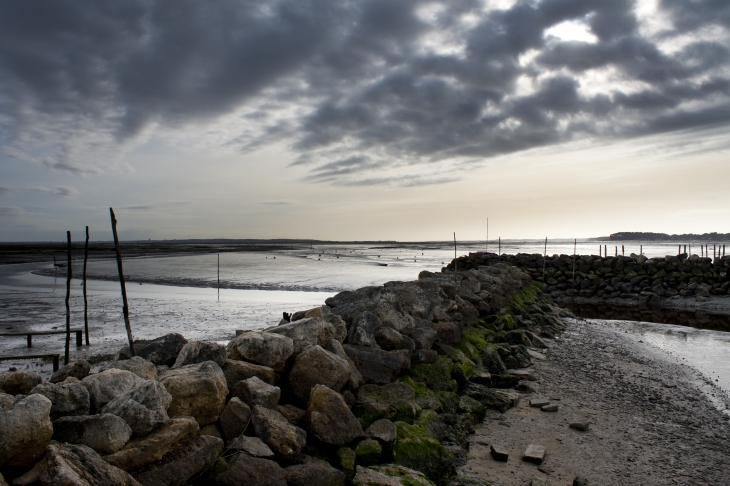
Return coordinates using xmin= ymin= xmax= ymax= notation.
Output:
xmin=0 ymin=0 xmax=729 ymax=242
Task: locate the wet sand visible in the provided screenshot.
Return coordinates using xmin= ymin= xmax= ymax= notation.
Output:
xmin=458 ymin=318 xmax=730 ymax=486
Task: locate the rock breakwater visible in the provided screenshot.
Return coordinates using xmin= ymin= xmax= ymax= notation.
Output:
xmin=0 ymin=263 xmax=568 ymax=486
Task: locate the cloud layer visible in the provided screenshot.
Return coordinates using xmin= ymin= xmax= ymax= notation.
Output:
xmin=0 ymin=0 xmax=728 ymax=185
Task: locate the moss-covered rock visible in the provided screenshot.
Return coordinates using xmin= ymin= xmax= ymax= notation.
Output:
xmin=479 ymin=345 xmax=507 ymax=375
xmin=355 ymin=438 xmax=382 ymax=466
xmin=337 ymin=447 xmax=356 ymax=480
xmin=355 ymin=382 xmax=421 ymax=428
xmin=407 ymin=356 xmax=457 ymax=393
xmin=457 ymin=396 xmax=486 ymax=424
xmin=392 ymin=421 xmax=455 ymax=486
xmin=353 ymin=464 xmax=436 ymax=486
xmin=399 ymin=377 xmax=442 ymax=412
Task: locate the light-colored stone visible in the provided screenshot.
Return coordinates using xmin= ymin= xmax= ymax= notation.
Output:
xmin=285 ymin=458 xmax=345 ymax=486
xmin=541 ymin=403 xmax=558 ymax=412
xmin=0 ymin=394 xmax=53 ymax=468
xmin=29 ymin=381 xmax=90 ymax=419
xmin=530 ymin=398 xmax=550 ymax=408
xmin=103 ymin=417 xmax=199 ymax=471
xmin=159 ymin=361 xmax=227 ymax=426
xmin=172 ymin=341 xmax=226 ymax=368
xmin=102 ymin=380 xmax=172 ymax=436
xmin=228 ymin=436 xmax=274 ymax=458
xmin=221 ymin=359 xmax=276 ymax=388
xmin=53 ymin=414 xmax=133 ymax=454
xmin=226 ymin=331 xmax=294 ymax=371
xmin=308 ymin=385 xmax=365 ymax=447
xmin=50 ymin=360 xmax=90 ymax=383
xmin=0 ymin=392 xmax=14 ymax=411
xmin=490 ymin=444 xmax=509 ymax=462
xmin=234 ymin=376 xmax=280 ymax=409
xmin=523 ymin=444 xmax=546 ymax=464
xmin=527 ymin=349 xmax=546 ymax=361
xmin=325 ymin=339 xmax=364 ymax=390
xmin=82 ymin=369 xmax=146 ymax=413
xmin=352 ymin=465 xmax=435 ymax=486
xmin=266 ymin=317 xmax=339 ymax=354
xmin=251 ymin=405 xmax=306 ymax=458
xmin=0 ymin=371 xmax=42 ymax=395
xmin=366 ymin=419 xmax=397 ymax=444
xmin=40 ymin=442 xmax=141 ymax=486
xmin=131 ymin=434 xmax=224 ymax=486
xmin=569 ymin=421 xmax=590 ymax=431
xmin=100 ymin=357 xmax=158 ymax=380
xmin=288 ymin=345 xmax=351 ymax=402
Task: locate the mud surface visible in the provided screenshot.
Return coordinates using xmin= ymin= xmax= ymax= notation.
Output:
xmin=457 ymin=318 xmax=730 ymax=486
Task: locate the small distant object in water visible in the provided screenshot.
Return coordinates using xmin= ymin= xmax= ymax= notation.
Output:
xmin=273 ymin=257 xmax=276 ymax=259
xmin=139 ymin=283 xmax=142 ymax=285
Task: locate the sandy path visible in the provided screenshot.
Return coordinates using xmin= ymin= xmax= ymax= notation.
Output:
xmin=457 ymin=318 xmax=730 ymax=486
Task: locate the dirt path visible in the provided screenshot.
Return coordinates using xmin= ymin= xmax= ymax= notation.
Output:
xmin=456 ymin=318 xmax=730 ymax=486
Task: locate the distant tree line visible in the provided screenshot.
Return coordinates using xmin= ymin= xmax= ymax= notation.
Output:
xmin=600 ymin=232 xmax=730 ymax=241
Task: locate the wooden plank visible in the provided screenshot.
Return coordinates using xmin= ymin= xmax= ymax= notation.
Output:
xmin=0 ymin=329 xmax=84 ymax=337
xmin=0 ymin=354 xmax=61 ymax=372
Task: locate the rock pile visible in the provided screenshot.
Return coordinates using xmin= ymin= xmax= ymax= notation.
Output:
xmin=0 ymin=263 xmax=566 ymax=486
xmin=448 ymin=253 xmax=730 ymax=299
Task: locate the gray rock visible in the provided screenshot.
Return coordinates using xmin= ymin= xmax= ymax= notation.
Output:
xmin=355 ymin=438 xmax=382 ymax=465
xmin=308 ymin=384 xmax=365 ymax=447
xmin=219 ymin=397 xmax=251 ymax=443
xmin=464 ymin=383 xmax=518 ymax=413
xmin=50 ymin=360 xmax=91 ymax=383
xmin=569 ymin=421 xmax=590 ymax=431
xmin=228 ymin=436 xmax=274 ymax=458
xmin=159 ymin=361 xmax=228 ymax=426
xmin=103 ymin=417 xmax=199 ymax=472
xmin=529 ymin=398 xmax=550 ymax=408
xmin=480 ymin=347 xmax=508 ymax=375
xmin=0 ymin=392 xmax=14 ymax=411
xmin=172 ymin=341 xmax=226 ymax=368
xmin=266 ymin=317 xmax=339 ymax=354
xmin=355 ymin=383 xmax=420 ymax=426
xmin=100 ymin=357 xmax=158 ymax=380
xmin=277 ymin=404 xmax=307 ymax=426
xmin=573 ymin=476 xmax=590 ymax=486
xmin=285 ymin=458 xmax=345 ymax=486
xmin=352 ymin=465 xmax=435 ymax=486
xmin=0 ymin=394 xmax=53 ymax=467
xmin=375 ymin=327 xmax=415 ymax=352
xmin=541 ymin=403 xmax=558 ymax=412
xmin=325 ymin=339 xmax=365 ymax=390
xmin=29 ymin=381 xmax=90 ymax=419
xmin=222 ymin=359 xmax=276 ymax=390
xmin=0 ymin=371 xmax=42 ymax=395
xmin=118 ymin=333 xmax=189 ymax=367
xmin=82 ymin=369 xmax=146 ymax=413
xmin=226 ymin=331 xmax=294 ymax=372
xmin=251 ymin=405 xmax=307 ymax=458
xmin=346 ymin=312 xmax=382 ymax=347
xmin=288 ymin=345 xmax=350 ymax=402
xmin=131 ymin=434 xmax=224 ymax=486
xmin=490 ymin=444 xmax=509 ymax=462
xmin=40 ymin=443 xmax=141 ymax=486
xmin=216 ymin=454 xmax=286 ymax=486
xmin=53 ymin=413 xmax=133 ymax=454
xmin=102 ymin=380 xmax=172 ymax=436
xmin=366 ymin=419 xmax=397 ymax=444
xmin=343 ymin=345 xmax=410 ymax=385
xmin=522 ymin=444 xmax=545 ymax=464
xmin=404 ymin=327 xmax=438 ymax=351
xmin=411 ymin=349 xmax=438 ymax=364
xmin=234 ymin=376 xmax=280 ymax=409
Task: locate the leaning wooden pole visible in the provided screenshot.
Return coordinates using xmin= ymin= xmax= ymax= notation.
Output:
xmin=64 ymin=231 xmax=72 ymax=365
xmin=110 ymin=208 xmax=135 ymax=357
xmin=83 ymin=226 xmax=90 ymax=345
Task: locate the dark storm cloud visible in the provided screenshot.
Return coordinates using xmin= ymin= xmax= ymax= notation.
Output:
xmin=0 ymin=0 xmax=729 ymax=186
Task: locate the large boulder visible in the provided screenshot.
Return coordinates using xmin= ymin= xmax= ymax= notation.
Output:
xmin=228 ymin=436 xmax=274 ymax=458
xmin=325 ymin=339 xmax=365 ymax=390
xmin=50 ymin=360 xmax=91 ymax=383
xmin=82 ymin=369 xmax=146 ymax=413
xmin=463 ymin=383 xmax=518 ymax=413
xmin=0 ymin=392 xmax=14 ymax=411
xmin=29 ymin=381 xmax=90 ymax=419
xmin=222 ymin=360 xmax=276 ymax=389
xmin=352 ymin=465 xmax=435 ymax=486
xmin=375 ymin=328 xmax=415 ymax=352
xmin=40 ymin=443 xmax=141 ymax=486
xmin=366 ymin=419 xmax=397 ymax=444
xmin=343 ymin=345 xmax=410 ymax=385
xmin=172 ymin=341 xmax=226 ymax=368
xmin=103 ymin=417 xmax=199 ymax=472
xmin=288 ymin=345 xmax=350 ymax=403
xmin=0 ymin=371 xmax=42 ymax=395
xmin=354 ymin=383 xmax=420 ymax=427
xmin=307 ymin=385 xmax=365 ymax=447
xmin=118 ymin=333 xmax=188 ymax=367
xmin=346 ymin=312 xmax=382 ymax=347
xmin=266 ymin=317 xmax=341 ymax=354
xmin=101 ymin=357 xmax=158 ymax=381
xmin=102 ymin=380 xmax=172 ymax=436
xmin=159 ymin=361 xmax=227 ymax=426
xmin=219 ymin=397 xmax=252 ymax=443
xmin=0 ymin=394 xmax=53 ymax=467
xmin=215 ymin=454 xmax=286 ymax=486
xmin=226 ymin=331 xmax=294 ymax=372
xmin=233 ymin=376 xmax=280 ymax=409
xmin=392 ymin=422 xmax=455 ymax=485
xmin=131 ymin=434 xmax=224 ymax=486
xmin=53 ymin=414 xmax=133 ymax=454
xmin=250 ymin=405 xmax=306 ymax=458
xmin=285 ymin=458 xmax=345 ymax=486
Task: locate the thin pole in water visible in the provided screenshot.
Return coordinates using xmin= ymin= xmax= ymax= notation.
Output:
xmin=498 ymin=237 xmax=501 ymax=258
xmin=453 ymin=232 xmax=457 ymax=272
xmin=110 ymin=208 xmax=135 ymax=357
xmin=622 ymin=245 xmax=624 ymax=256
xmin=542 ymin=237 xmax=547 ymax=283
xmin=486 ymin=218 xmax=488 ymax=253
xmin=572 ymin=238 xmax=576 ymax=289
xmin=65 ymin=231 xmax=72 ymax=365
xmin=599 ymin=245 xmax=601 ymax=257
xmin=615 ymin=246 xmax=617 ymax=257
xmin=83 ymin=226 xmax=89 ymax=345
xmin=217 ymin=254 xmax=220 ymax=301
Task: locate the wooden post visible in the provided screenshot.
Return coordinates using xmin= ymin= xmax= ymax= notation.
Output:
xmin=604 ymin=245 xmax=607 ymax=257
xmin=542 ymin=237 xmax=547 ymax=283
xmin=599 ymin=245 xmax=601 ymax=257
xmin=614 ymin=246 xmax=617 ymax=257
xmin=572 ymin=238 xmax=576 ymax=289
xmin=453 ymin=232 xmax=457 ymax=272
xmin=486 ymin=218 xmax=488 ymax=254
xmin=622 ymin=245 xmax=624 ymax=256
xmin=498 ymin=237 xmax=501 ymax=257
xmin=110 ymin=208 xmax=135 ymax=357
xmin=678 ymin=245 xmax=680 ymax=256
xmin=65 ymin=231 xmax=72 ymax=365
xmin=640 ymin=245 xmax=643 ymax=256
xmin=83 ymin=226 xmax=89 ymax=345
xmin=217 ymin=254 xmax=220 ymax=301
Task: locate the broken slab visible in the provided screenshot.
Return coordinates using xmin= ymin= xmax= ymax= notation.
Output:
xmin=522 ymin=444 xmax=546 ymax=464
xmin=541 ymin=404 xmax=558 ymax=412
xmin=529 ymin=398 xmax=550 ymax=408
xmin=569 ymin=421 xmax=590 ymax=431
xmin=490 ymin=444 xmax=509 ymax=462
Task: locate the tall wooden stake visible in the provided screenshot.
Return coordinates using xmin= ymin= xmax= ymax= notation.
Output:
xmin=83 ymin=226 xmax=89 ymax=345
xmin=110 ymin=208 xmax=135 ymax=357
xmin=217 ymin=254 xmax=220 ymax=301
xmin=498 ymin=237 xmax=501 ymax=258
xmin=486 ymin=219 xmax=488 ymax=253
xmin=453 ymin=232 xmax=457 ymax=272
xmin=542 ymin=237 xmax=547 ymax=283
xmin=572 ymin=238 xmax=576 ymax=289
xmin=65 ymin=231 xmax=72 ymax=365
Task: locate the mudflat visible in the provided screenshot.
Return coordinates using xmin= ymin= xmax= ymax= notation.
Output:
xmin=458 ymin=318 xmax=730 ymax=486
